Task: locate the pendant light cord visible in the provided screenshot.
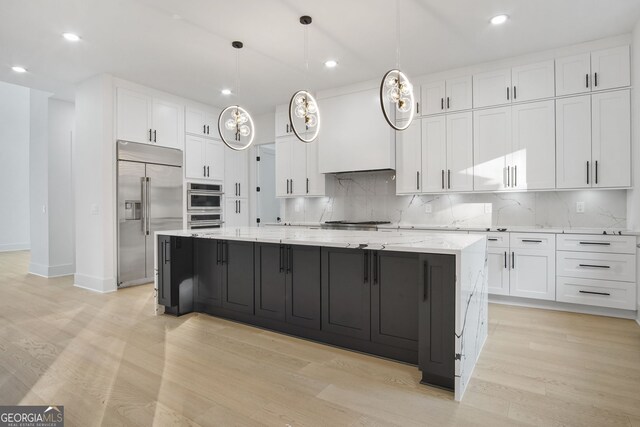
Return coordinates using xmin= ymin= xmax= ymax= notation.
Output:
xmin=395 ymin=0 xmax=400 ymax=68
xmin=305 ymin=23 xmax=309 ymax=88
xmin=235 ymin=48 xmax=240 ymax=101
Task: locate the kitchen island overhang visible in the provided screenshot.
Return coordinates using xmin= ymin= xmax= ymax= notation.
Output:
xmin=155 ymin=227 xmax=488 ymax=401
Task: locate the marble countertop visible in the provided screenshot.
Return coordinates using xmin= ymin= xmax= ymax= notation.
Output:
xmin=157 ymin=227 xmax=485 ymax=254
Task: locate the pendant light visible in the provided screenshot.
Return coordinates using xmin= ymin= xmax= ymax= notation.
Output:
xmin=288 ymin=15 xmax=320 ymax=143
xmin=218 ymin=41 xmax=255 ymax=150
xmin=380 ymin=0 xmax=415 ymax=131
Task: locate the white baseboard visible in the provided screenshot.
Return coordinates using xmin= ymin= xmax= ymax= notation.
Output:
xmin=0 ymin=243 xmax=30 ymax=252
xmin=636 ymin=317 xmax=640 ymax=327
xmin=489 ymin=295 xmax=637 ymax=320
xmin=28 ymin=262 xmax=74 ymax=278
xmin=74 ymin=273 xmax=117 ymax=293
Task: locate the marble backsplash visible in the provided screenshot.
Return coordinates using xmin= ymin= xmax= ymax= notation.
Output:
xmin=282 ymin=171 xmax=628 ymax=229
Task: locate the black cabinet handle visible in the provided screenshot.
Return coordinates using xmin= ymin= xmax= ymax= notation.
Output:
xmin=363 ymin=252 xmax=369 ymax=283
xmin=578 ymin=264 xmax=610 ymax=269
xmin=447 ymin=170 xmax=451 ymax=189
xmin=522 ymin=239 xmax=543 ymax=243
xmin=373 ymin=252 xmax=378 ymax=284
xmin=149 ymin=129 xmax=152 ymax=142
xmin=586 ymin=161 xmax=590 ymax=184
xmin=504 ymin=251 xmax=507 ymax=269
xmin=291 ymin=179 xmax=294 ymax=194
xmin=216 ymin=241 xmax=222 ymax=264
xmin=206 ymin=166 xmax=210 ymax=177
xmin=286 ymin=124 xmax=289 ymax=133
xmin=586 ymin=73 xmax=589 ymax=88
xmin=203 ymin=124 xmax=207 ymax=134
xmin=579 ymin=241 xmax=610 ymax=246
xmin=279 ymin=245 xmax=284 ymax=272
xmin=441 ymin=98 xmax=444 ymax=110
xmin=423 ymin=261 xmax=429 ymax=301
xmin=441 ymin=170 xmax=445 ymax=189
xmin=203 ymin=165 xmax=206 ymax=177
xmin=594 ymin=72 xmax=598 ymax=87
xmin=507 ymin=87 xmax=510 ymax=100
xmin=238 ymin=183 xmax=241 ymax=197
xmin=446 ymin=97 xmax=450 ymax=109
xmin=287 ymin=246 xmax=292 ymax=273
xmin=306 ymin=178 xmax=309 ymax=194
xmin=164 ymin=241 xmax=170 ymax=264
xmin=416 ymin=102 xmax=420 ymax=114
xmin=511 ymin=251 xmax=515 ymax=269
xmin=416 ymin=171 xmax=420 ymax=190
xmin=207 ymin=125 xmax=210 ymax=135
xmin=579 ymin=290 xmax=610 ymax=296
xmin=488 ymin=238 xmax=498 ymax=241
xmin=153 ymin=130 xmax=157 ymax=142
xmin=513 ymin=86 xmax=517 ymax=100
xmin=595 ymin=161 xmax=598 ymax=184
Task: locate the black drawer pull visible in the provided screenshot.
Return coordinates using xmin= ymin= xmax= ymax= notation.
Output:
xmin=579 ymin=290 xmax=610 ymax=296
xmin=423 ymin=261 xmax=429 ymax=301
xmin=522 ymin=239 xmax=542 ymax=243
xmin=488 ymin=238 xmax=498 ymax=241
xmin=578 ymin=264 xmax=610 ymax=269
xmin=579 ymin=242 xmax=611 ymax=246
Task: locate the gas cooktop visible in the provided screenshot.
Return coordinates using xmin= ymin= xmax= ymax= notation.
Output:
xmin=321 ymin=220 xmax=391 ymax=231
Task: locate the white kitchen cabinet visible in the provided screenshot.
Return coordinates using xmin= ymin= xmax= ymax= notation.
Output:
xmin=473 ymin=68 xmax=511 ymax=108
xmin=225 ymin=198 xmax=249 ymax=228
xmin=445 ymin=112 xmax=474 ymax=192
xmin=420 ymin=116 xmax=446 ymax=193
xmin=556 ymin=95 xmax=591 ymax=189
xmin=445 ymin=76 xmax=473 ymax=112
xmin=275 ymin=138 xmax=290 ymax=197
xmin=275 ymin=136 xmax=309 ymax=197
xmin=473 ymin=106 xmax=511 ymax=191
xmin=511 ymin=60 xmax=555 ymax=102
xmin=275 ymin=104 xmax=294 ymax=138
xmin=186 ymin=107 xmax=218 ymax=137
xmin=590 ymin=46 xmax=630 ymax=92
xmin=509 ymin=234 xmax=556 ymax=301
xmin=420 ymin=81 xmax=446 ymax=116
xmin=396 ymin=119 xmax=423 ymax=194
xmin=225 ymin=148 xmax=249 ymax=198
xmin=591 ymin=90 xmax=631 ymax=188
xmin=555 ymin=53 xmax=591 ymax=96
xmin=487 ymin=247 xmax=510 ymax=296
xmin=305 ymin=138 xmax=326 ymax=196
xmin=510 ymin=100 xmax=555 ymax=190
xmin=116 ymin=87 xmax=184 ymax=149
xmin=185 ymin=135 xmax=224 ymax=181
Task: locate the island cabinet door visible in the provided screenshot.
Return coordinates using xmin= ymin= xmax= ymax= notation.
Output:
xmin=371 ymin=251 xmax=419 ymax=350
xmin=286 ymin=245 xmax=321 ymax=330
xmin=157 ymin=235 xmax=173 ymax=307
xmin=418 ymin=253 xmax=456 ymax=390
xmin=254 ymin=243 xmax=286 ymax=321
xmin=158 ymin=236 xmax=194 ymax=314
xmin=193 ymin=238 xmax=223 ymax=307
xmin=221 ymin=240 xmax=255 ymax=314
xmin=321 ymin=248 xmax=371 ymax=340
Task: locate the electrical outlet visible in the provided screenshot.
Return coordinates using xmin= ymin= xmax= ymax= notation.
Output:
xmin=90 ymin=204 xmax=100 ymax=215
xmin=425 ymin=204 xmax=432 ymax=214
xmin=576 ymin=201 xmax=585 ymax=213
xmin=484 ymin=204 xmax=492 ymax=214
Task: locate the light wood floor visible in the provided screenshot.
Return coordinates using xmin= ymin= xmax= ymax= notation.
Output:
xmin=1 ymin=251 xmax=639 ymax=426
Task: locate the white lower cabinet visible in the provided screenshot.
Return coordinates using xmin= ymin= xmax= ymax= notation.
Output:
xmin=556 ymin=277 xmax=637 ymax=310
xmin=225 ymin=198 xmax=248 ymax=228
xmin=510 ymin=247 xmax=556 ymax=301
xmin=487 ymin=247 xmax=510 ymax=296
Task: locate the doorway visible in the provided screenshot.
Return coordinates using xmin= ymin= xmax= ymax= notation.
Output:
xmin=256 ymin=143 xmax=280 ymax=225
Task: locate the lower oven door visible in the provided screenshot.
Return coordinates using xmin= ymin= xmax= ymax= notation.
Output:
xmin=189 ymin=221 xmax=223 ymax=230
xmin=187 ymin=191 xmax=223 ymax=210
xmin=187 ymin=212 xmax=223 ymax=229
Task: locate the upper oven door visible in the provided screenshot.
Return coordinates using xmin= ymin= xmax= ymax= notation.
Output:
xmin=187 ymin=191 xmax=223 ymax=211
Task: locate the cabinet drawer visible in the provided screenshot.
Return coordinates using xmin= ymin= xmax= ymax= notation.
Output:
xmin=557 ymin=234 xmax=636 ymax=254
xmin=557 ymin=251 xmax=636 ymax=282
xmin=472 ymin=232 xmax=509 ymax=248
xmin=556 ymin=277 xmax=637 ymax=310
xmin=510 ymin=233 xmax=555 ymax=251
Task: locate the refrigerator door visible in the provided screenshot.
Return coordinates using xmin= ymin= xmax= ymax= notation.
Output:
xmin=118 ymin=160 xmax=147 ymax=286
xmin=145 ymin=163 xmax=183 ymax=278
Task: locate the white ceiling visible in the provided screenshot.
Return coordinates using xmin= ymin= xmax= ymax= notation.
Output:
xmin=1 ymin=0 xmax=640 ymax=113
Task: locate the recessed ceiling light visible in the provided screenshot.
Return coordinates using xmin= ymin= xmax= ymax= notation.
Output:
xmin=324 ymin=59 xmax=338 ymax=68
xmin=490 ymin=14 xmax=508 ymax=25
xmin=11 ymin=66 xmax=27 ymax=73
xmin=221 ymin=89 xmax=232 ymax=96
xmin=62 ymin=32 xmax=81 ymax=42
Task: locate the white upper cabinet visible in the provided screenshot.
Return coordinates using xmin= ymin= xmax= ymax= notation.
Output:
xmin=225 ymin=148 xmax=249 ymax=198
xmin=290 ymin=141 xmax=307 ymax=196
xmin=275 ymin=138 xmax=291 ymax=197
xmin=591 ymin=46 xmax=630 ymax=91
xmin=556 ymin=46 xmax=630 ymax=96
xmin=510 ymin=100 xmax=556 ymax=190
xmin=420 ymin=81 xmax=446 ymax=116
xmin=185 ymin=135 xmax=224 ymax=181
xmin=591 ymin=90 xmax=630 ymax=188
xmin=420 ymin=116 xmax=446 ymax=193
xmin=185 ymin=135 xmax=205 ymax=180
xmin=511 ymin=60 xmax=555 ymax=103
xmin=473 ymin=68 xmax=511 ymax=108
xmin=275 ymin=104 xmax=294 ymax=138
xmin=445 ymin=76 xmax=473 ymax=112
xmin=556 ymin=95 xmax=591 ymax=189
xmin=275 ymin=136 xmax=324 ymax=197
xmin=446 ymin=112 xmax=474 ymax=192
xmin=116 ymin=87 xmax=184 ymax=149
xmin=396 ymin=119 xmax=423 ymax=194
xmin=186 ymin=107 xmax=218 ymax=138
xmin=473 ymin=106 xmax=511 ymax=191
xmin=305 ymin=138 xmax=326 ymax=197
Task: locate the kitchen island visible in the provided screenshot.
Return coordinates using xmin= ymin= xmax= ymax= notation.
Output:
xmin=155 ymin=227 xmax=488 ymax=401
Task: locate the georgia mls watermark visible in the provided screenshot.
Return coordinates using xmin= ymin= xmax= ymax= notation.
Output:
xmin=0 ymin=406 xmax=64 ymax=427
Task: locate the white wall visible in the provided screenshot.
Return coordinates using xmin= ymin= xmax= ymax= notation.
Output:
xmin=0 ymin=81 xmax=30 ymax=251
xmin=630 ymin=19 xmax=640 ymax=323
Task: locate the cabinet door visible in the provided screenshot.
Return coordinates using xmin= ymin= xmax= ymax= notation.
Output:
xmin=305 ymin=138 xmax=325 ymax=196
xmin=418 ymin=254 xmax=455 ymax=390
xmin=237 ymin=199 xmax=249 ymax=226
xmin=511 ymin=100 xmax=556 ymax=190
xmin=275 ymin=104 xmax=291 ymax=138
xmin=186 ymin=108 xmax=206 ymax=136
xmin=225 ymin=148 xmax=248 ymax=196
xmin=445 ymin=112 xmax=473 ymax=192
xmin=420 ymin=81 xmax=446 ymax=116
xmin=290 ymin=141 xmax=307 ymax=196
xmin=205 ymin=140 xmax=225 ymax=181
xmin=152 ymin=98 xmax=183 ymax=149
xmin=254 ymin=243 xmax=286 ymax=321
xmin=555 ymin=53 xmax=591 ymax=96
xmin=473 ymin=68 xmax=511 ymax=108
xmin=591 ymin=90 xmax=631 ymax=188
xmin=473 ymin=107 xmax=510 ymax=191
xmin=421 ymin=116 xmax=446 ymax=193
xmin=321 ymin=248 xmax=371 ymax=340
xmin=509 ymin=248 xmax=555 ymax=301
xmin=487 ymin=248 xmax=510 ymax=296
xmin=204 ymin=111 xmax=218 ymax=136
xmin=157 ymin=235 xmax=173 ymax=306
xmin=591 ymin=46 xmax=630 ymax=91
xmin=286 ymin=245 xmax=321 ymax=330
xmin=371 ymin=252 xmax=419 ymax=350
xmin=185 ymin=136 xmax=205 ymax=179
xmin=511 ymin=60 xmax=555 ymax=102
xmin=445 ymin=76 xmax=472 ymax=112
xmin=275 ymin=138 xmax=292 ymax=197
xmin=194 ymin=238 xmax=222 ymax=307
xmin=396 ymin=119 xmax=423 ymax=194
xmin=116 ymin=88 xmax=151 ymax=144
xmin=556 ymin=95 xmax=591 ymax=189
xmin=225 ymin=199 xmax=247 ymax=228
xmin=158 ymin=236 xmax=193 ymax=312
xmin=222 ymin=240 xmax=254 ymax=313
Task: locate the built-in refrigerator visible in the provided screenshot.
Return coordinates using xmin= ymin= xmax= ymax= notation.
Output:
xmin=117 ymin=140 xmax=183 ymax=288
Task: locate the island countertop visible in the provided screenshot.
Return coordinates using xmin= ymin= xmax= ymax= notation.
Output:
xmin=156 ymin=226 xmax=486 ymax=254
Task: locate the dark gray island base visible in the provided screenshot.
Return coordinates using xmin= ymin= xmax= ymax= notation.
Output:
xmin=157 ymin=234 xmax=457 ymax=392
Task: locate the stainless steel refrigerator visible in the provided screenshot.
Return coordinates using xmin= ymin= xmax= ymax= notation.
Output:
xmin=117 ymin=140 xmax=183 ymax=288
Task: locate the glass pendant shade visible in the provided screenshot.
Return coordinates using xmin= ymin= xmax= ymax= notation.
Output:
xmin=218 ymin=105 xmax=255 ymax=151
xmin=288 ymin=90 xmax=320 ymax=143
xmin=380 ymin=69 xmax=415 ymax=131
